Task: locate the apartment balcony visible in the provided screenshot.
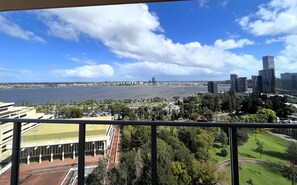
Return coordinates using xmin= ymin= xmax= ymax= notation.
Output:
xmin=0 ymin=118 xmax=296 ymax=185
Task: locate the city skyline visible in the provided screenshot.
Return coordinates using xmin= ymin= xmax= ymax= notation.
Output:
xmin=1 ymin=0 xmax=297 ymax=82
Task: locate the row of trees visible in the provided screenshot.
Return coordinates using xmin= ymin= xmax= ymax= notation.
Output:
xmin=97 ymin=126 xmax=228 ymax=185
xmin=35 ymin=93 xmax=296 ymax=122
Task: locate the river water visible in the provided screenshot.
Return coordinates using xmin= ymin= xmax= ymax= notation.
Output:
xmin=0 ymin=85 xmax=230 ymax=105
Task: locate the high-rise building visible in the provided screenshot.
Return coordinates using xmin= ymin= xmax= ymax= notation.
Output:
xmin=207 ymin=81 xmax=218 ymax=94
xmin=252 ymin=75 xmax=262 ymax=93
xmin=152 ymin=77 xmax=156 ymax=84
xmin=237 ymin=77 xmax=248 ymax=93
xmin=262 ymin=56 xmax=275 ymax=70
xmin=281 ymin=73 xmax=297 ymax=90
xmin=259 ymin=69 xmax=276 ymax=93
xmin=252 ymin=56 xmax=276 ymax=93
xmin=230 ymin=74 xmax=238 ymax=92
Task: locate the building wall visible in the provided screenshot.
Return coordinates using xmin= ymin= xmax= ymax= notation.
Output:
xmin=237 ymin=77 xmax=248 ymax=93
xmin=19 ymin=141 xmax=105 ymax=163
xmin=281 ymin=73 xmax=297 ymax=90
xmin=262 ymin=56 xmax=275 ymax=70
xmin=0 ymin=102 xmax=53 ymax=163
xmin=207 ymin=81 xmax=218 ymax=94
xmin=230 ymin=74 xmax=238 ymax=92
xmin=259 ymin=69 xmax=276 ymax=93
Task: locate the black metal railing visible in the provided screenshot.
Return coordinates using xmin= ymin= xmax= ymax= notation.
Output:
xmin=1 ymin=118 xmax=297 ymax=185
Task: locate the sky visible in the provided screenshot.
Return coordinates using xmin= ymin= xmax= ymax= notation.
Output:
xmin=0 ymin=0 xmax=297 ymax=82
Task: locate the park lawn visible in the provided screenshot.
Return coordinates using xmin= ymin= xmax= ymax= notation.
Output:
xmin=238 ymin=130 xmax=290 ymax=165
xmin=209 ymin=143 xmax=230 ymax=163
xmin=237 ymin=163 xmax=291 ymax=185
xmin=210 ymin=130 xmax=290 ymax=164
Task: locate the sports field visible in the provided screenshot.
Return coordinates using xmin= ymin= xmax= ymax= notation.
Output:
xmin=22 ymin=117 xmax=112 ymax=144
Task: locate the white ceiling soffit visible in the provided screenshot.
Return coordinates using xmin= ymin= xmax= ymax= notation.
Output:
xmin=0 ymin=0 xmax=182 ymax=11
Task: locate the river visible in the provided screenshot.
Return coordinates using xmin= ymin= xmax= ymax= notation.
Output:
xmin=0 ymin=85 xmax=230 ymax=105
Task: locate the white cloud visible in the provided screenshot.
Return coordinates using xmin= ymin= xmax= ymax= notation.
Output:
xmin=68 ymin=56 xmax=97 ymax=65
xmin=276 ymin=35 xmax=297 ymax=73
xmin=265 ymin=37 xmax=285 ymax=44
xmin=237 ymin=0 xmax=297 ymax=36
xmin=197 ymin=0 xmax=209 ymax=8
xmin=214 ymin=39 xmax=254 ymax=50
xmin=54 ymin=64 xmax=114 ymax=78
xmin=196 ymin=0 xmax=228 ymax=8
xmin=238 ymin=0 xmax=297 ymax=74
xmin=0 ymin=15 xmax=45 ymax=43
xmin=39 ymin=4 xmax=259 ymax=79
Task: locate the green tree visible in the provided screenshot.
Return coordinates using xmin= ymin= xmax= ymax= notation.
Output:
xmin=107 ymin=168 xmax=127 ymax=185
xmin=85 ymin=159 xmax=107 ymax=185
xmin=256 ymin=140 xmax=264 ymax=158
xmin=178 ymin=127 xmax=214 ymax=160
xmin=287 ymin=142 xmax=297 ymax=165
xmin=257 ymin=108 xmax=276 ymax=123
xmin=171 ymin=161 xmax=191 ymax=184
xmin=237 ymin=128 xmax=249 ymax=145
xmin=217 ymin=129 xmax=228 ymax=147
xmin=190 ymin=160 xmax=227 ymax=185
xmin=283 ymin=165 xmax=297 ymax=185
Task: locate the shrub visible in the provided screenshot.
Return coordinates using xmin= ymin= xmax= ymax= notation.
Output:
xmin=220 ymin=148 xmax=228 ymax=157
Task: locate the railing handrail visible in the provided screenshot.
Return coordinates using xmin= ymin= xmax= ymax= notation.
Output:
xmin=4 ymin=118 xmax=297 ymax=185
xmin=1 ymin=118 xmax=297 ymax=128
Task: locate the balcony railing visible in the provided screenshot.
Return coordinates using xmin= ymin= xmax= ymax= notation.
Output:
xmin=1 ymin=118 xmax=297 ymax=185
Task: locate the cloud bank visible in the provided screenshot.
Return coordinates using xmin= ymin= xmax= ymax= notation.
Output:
xmin=39 ymin=4 xmax=258 ymax=79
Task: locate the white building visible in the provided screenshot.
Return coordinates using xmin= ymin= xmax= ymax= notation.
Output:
xmin=0 ymin=102 xmax=53 ymax=163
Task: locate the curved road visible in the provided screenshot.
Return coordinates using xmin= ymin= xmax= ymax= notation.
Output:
xmin=215 ymin=158 xmax=281 ymax=172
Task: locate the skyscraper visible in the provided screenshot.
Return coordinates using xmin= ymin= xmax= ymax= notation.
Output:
xmin=281 ymin=73 xmax=297 ymax=90
xmin=252 ymin=75 xmax=262 ymax=93
xmin=230 ymin=74 xmax=238 ymax=92
xmin=262 ymin=56 xmax=275 ymax=70
xmin=258 ymin=56 xmax=276 ymax=93
xmin=152 ymin=77 xmax=156 ymax=84
xmin=237 ymin=77 xmax=248 ymax=93
xmin=207 ymin=81 xmax=218 ymax=94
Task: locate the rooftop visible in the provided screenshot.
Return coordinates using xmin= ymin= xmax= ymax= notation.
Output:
xmin=21 ymin=117 xmax=112 ymax=147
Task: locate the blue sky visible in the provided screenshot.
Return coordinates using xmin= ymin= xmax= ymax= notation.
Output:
xmin=0 ymin=0 xmax=297 ymax=82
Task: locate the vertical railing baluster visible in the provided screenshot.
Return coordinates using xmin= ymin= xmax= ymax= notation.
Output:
xmin=78 ymin=123 xmax=86 ymax=185
xmin=11 ymin=122 xmax=21 ymax=185
xmin=151 ymin=125 xmax=158 ymax=185
xmin=229 ymin=127 xmax=239 ymax=185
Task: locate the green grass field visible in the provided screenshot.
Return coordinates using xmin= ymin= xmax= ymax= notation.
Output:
xmin=237 ymin=163 xmax=291 ymax=185
xmin=238 ymin=130 xmax=290 ymax=164
xmin=211 ymin=130 xmax=290 ymax=165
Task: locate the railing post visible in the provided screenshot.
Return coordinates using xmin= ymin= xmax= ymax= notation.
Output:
xmin=151 ymin=125 xmax=158 ymax=185
xmin=78 ymin=123 xmax=86 ymax=185
xmin=11 ymin=122 xmax=21 ymax=185
xmin=229 ymin=127 xmax=239 ymax=185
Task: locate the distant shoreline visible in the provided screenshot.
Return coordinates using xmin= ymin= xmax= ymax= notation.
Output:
xmin=0 ymin=82 xmax=230 ymax=90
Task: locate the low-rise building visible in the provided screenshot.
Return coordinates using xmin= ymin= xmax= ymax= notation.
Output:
xmin=0 ymin=102 xmax=53 ymax=163
xmin=17 ymin=117 xmax=113 ymax=164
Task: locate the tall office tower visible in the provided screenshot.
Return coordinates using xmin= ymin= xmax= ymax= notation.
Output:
xmin=259 ymin=69 xmax=276 ymax=93
xmin=262 ymin=56 xmax=275 ymax=70
xmin=152 ymin=77 xmax=156 ymax=84
xmin=207 ymin=81 xmax=218 ymax=94
xmin=256 ymin=56 xmax=276 ymax=93
xmin=252 ymin=75 xmax=263 ymax=93
xmin=230 ymin=74 xmax=238 ymax=92
xmin=281 ymin=73 xmax=297 ymax=90
xmin=237 ymin=77 xmax=248 ymax=93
